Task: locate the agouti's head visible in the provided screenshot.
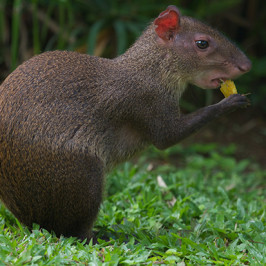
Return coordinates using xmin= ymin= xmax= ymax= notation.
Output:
xmin=154 ymin=5 xmax=251 ymax=89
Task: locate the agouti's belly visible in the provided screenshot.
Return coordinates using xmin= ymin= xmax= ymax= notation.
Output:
xmin=102 ymin=124 xmax=148 ymax=168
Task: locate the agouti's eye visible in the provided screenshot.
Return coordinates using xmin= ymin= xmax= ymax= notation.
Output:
xmin=195 ymin=40 xmax=209 ymax=49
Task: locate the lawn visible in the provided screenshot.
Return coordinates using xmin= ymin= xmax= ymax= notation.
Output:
xmin=0 ymin=144 xmax=265 ymax=265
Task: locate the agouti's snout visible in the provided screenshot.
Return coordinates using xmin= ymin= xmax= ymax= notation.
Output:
xmin=238 ymin=59 xmax=252 ymax=73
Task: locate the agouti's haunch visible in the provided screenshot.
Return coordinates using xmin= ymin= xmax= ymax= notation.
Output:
xmin=0 ymin=5 xmax=251 ymax=240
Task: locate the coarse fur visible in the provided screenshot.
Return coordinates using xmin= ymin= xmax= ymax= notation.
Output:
xmin=0 ymin=6 xmax=251 ymax=240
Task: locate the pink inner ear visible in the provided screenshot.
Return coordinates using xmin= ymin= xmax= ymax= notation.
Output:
xmin=154 ymin=10 xmax=180 ymax=40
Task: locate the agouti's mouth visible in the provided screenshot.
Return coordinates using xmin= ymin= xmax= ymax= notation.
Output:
xmin=211 ymin=78 xmax=227 ymax=88
xmin=193 ymin=76 xmax=231 ymax=89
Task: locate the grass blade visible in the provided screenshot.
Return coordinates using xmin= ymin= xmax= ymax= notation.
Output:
xmin=32 ymin=0 xmax=40 ymax=54
xmin=11 ymin=0 xmax=22 ymax=70
xmin=0 ymin=0 xmax=6 ymax=43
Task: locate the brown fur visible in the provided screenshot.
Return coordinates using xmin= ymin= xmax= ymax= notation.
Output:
xmin=0 ymin=6 xmax=251 ymax=239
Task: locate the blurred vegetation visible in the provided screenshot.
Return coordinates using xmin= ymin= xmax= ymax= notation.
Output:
xmin=0 ymin=0 xmax=265 ymax=114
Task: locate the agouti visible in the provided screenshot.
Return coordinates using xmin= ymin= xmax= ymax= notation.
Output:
xmin=0 ymin=5 xmax=251 ymax=240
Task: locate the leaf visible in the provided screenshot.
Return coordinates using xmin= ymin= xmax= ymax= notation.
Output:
xmin=236 ymin=198 xmax=246 ymax=220
xmin=113 ymin=20 xmax=127 ymax=55
xmin=87 ymin=19 xmax=105 ymax=55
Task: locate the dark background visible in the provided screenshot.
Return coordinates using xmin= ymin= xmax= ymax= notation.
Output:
xmin=0 ymin=0 xmax=265 ymax=166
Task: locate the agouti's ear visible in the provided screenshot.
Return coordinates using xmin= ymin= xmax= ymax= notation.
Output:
xmin=154 ymin=5 xmax=180 ymax=41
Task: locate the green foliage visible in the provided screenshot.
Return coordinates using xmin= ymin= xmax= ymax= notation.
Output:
xmin=10 ymin=0 xmax=23 ymax=70
xmin=247 ymin=57 xmax=266 ymax=113
xmin=0 ymin=144 xmax=265 ymax=264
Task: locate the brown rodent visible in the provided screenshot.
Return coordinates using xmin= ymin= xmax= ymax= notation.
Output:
xmin=0 ymin=5 xmax=251 ymax=240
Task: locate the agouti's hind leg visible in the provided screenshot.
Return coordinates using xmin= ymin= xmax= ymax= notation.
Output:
xmin=0 ymin=138 xmax=104 ymax=241
xmin=48 ymin=153 xmax=104 ymax=240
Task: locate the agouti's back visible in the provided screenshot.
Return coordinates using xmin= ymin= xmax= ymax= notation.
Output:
xmin=0 ymin=5 xmax=251 ymax=240
xmin=0 ymin=51 xmax=148 ymax=168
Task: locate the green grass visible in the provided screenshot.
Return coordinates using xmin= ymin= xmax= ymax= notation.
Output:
xmin=0 ymin=144 xmax=265 ymax=265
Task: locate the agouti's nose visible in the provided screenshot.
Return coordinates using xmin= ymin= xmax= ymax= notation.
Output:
xmin=238 ymin=60 xmax=252 ymax=73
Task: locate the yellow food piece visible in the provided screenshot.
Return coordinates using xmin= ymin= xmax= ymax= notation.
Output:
xmin=220 ymin=80 xmax=238 ymax=98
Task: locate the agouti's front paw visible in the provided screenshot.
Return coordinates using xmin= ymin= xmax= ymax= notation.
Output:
xmin=219 ymin=93 xmax=250 ymax=110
